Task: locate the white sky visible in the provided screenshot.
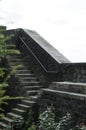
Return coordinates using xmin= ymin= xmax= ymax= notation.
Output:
xmin=0 ymin=0 xmax=86 ymax=62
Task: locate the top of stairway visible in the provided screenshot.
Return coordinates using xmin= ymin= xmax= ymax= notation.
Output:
xmin=24 ymin=29 xmax=70 ymax=64
xmin=6 ymin=29 xmax=71 ymax=73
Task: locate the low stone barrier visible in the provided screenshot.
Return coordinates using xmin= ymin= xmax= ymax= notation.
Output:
xmin=38 ymin=85 xmax=86 ymax=121
xmin=49 ymin=82 xmax=86 ymax=94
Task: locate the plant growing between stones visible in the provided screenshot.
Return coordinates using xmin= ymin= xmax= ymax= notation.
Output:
xmin=38 ymin=106 xmax=58 ymax=130
xmin=37 ymin=106 xmax=86 ymax=130
xmin=37 ymin=106 xmax=73 ymax=130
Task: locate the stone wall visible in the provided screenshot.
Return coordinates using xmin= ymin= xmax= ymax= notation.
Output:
xmin=49 ymin=82 xmax=86 ymax=94
xmin=18 ymin=29 xmax=67 ymax=87
xmin=38 ymin=89 xmax=86 ymax=121
xmin=61 ymin=63 xmax=86 ymax=83
xmin=6 ymin=29 xmax=86 ymax=84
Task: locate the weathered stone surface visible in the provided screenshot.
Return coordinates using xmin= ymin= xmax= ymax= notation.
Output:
xmin=24 ymin=29 xmax=70 ymax=64
xmin=62 ymin=63 xmax=86 ymax=82
xmin=38 ymin=88 xmax=86 ymax=120
xmin=3 ymin=28 xmax=86 ymax=129
xmin=49 ymin=82 xmax=86 ymax=94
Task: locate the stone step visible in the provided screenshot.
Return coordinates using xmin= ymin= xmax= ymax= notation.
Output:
xmin=7 ymin=58 xmax=23 ymax=62
xmin=26 ymin=90 xmax=39 ymax=96
xmin=24 ymin=85 xmax=43 ymax=90
xmin=15 ymin=71 xmax=32 ymax=75
xmin=0 ymin=122 xmax=8 ymax=129
xmin=1 ymin=117 xmax=13 ymax=125
xmin=50 ymin=82 xmax=86 ymax=94
xmin=17 ymin=104 xmax=30 ymax=110
xmin=9 ymin=62 xmax=25 ymax=66
xmin=7 ymin=54 xmax=22 ymax=59
xmin=8 ymin=58 xmax=29 ymax=64
xmin=12 ymin=108 xmax=25 ymax=115
xmin=22 ymin=81 xmax=41 ymax=86
xmin=15 ymin=73 xmax=35 ymax=77
xmin=22 ymin=100 xmax=36 ymax=106
xmin=15 ymin=66 xmax=30 ymax=70
xmin=7 ymin=46 xmax=16 ymax=49
xmin=9 ymin=63 xmax=31 ymax=70
xmin=15 ymin=70 xmax=32 ymax=74
xmin=19 ymin=77 xmax=37 ymax=82
xmin=10 ymin=60 xmax=28 ymax=64
xmin=10 ymin=64 xmax=27 ymax=69
xmin=7 ymin=112 xmax=22 ymax=119
xmin=10 ymin=63 xmax=28 ymax=68
xmin=30 ymin=96 xmax=38 ymax=101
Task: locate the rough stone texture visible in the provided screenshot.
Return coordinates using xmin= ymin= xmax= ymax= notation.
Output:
xmin=19 ymin=29 xmax=70 ymax=74
xmin=18 ymin=29 xmax=86 ymax=84
xmin=5 ymin=28 xmax=86 ymax=123
xmin=49 ymin=82 xmax=86 ymax=94
xmin=38 ymin=89 xmax=86 ymax=120
xmin=17 ymin=33 xmax=50 ymax=87
xmin=17 ymin=29 xmax=62 ymax=86
xmin=61 ymin=63 xmax=86 ymax=83
xmin=24 ymin=29 xmax=70 ymax=64
xmin=6 ymin=29 xmax=86 ymax=84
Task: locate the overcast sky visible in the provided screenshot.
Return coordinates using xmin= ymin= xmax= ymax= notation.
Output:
xmin=0 ymin=0 xmax=86 ymax=62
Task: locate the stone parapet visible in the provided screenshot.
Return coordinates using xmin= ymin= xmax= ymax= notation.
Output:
xmin=49 ymin=82 xmax=86 ymax=94
xmin=38 ymin=87 xmax=86 ymax=120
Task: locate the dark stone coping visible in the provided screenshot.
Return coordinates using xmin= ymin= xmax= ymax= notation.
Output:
xmin=42 ymin=89 xmax=86 ymax=101
xmin=63 ymin=63 xmax=86 ymax=67
xmin=24 ymin=29 xmax=70 ymax=64
xmin=49 ymin=82 xmax=86 ymax=94
xmin=50 ymin=82 xmax=86 ymax=86
xmin=71 ymin=63 xmax=86 ymax=65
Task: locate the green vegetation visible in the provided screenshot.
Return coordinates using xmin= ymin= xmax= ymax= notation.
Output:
xmin=28 ymin=124 xmax=37 ymax=130
xmin=38 ymin=107 xmax=58 ymax=130
xmin=27 ymin=106 xmax=86 ymax=130
xmin=0 ymin=25 xmax=86 ymax=130
xmin=0 ymin=25 xmax=20 ymax=118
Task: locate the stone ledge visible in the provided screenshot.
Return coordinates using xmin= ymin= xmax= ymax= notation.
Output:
xmin=24 ymin=29 xmax=70 ymax=64
xmin=49 ymin=82 xmax=86 ymax=94
xmin=42 ymin=88 xmax=86 ymax=101
xmin=51 ymin=82 xmax=86 ymax=86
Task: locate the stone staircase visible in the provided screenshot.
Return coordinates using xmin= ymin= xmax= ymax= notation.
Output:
xmin=0 ymin=53 xmax=44 ymax=129
xmin=1 ymin=28 xmax=86 ymax=129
